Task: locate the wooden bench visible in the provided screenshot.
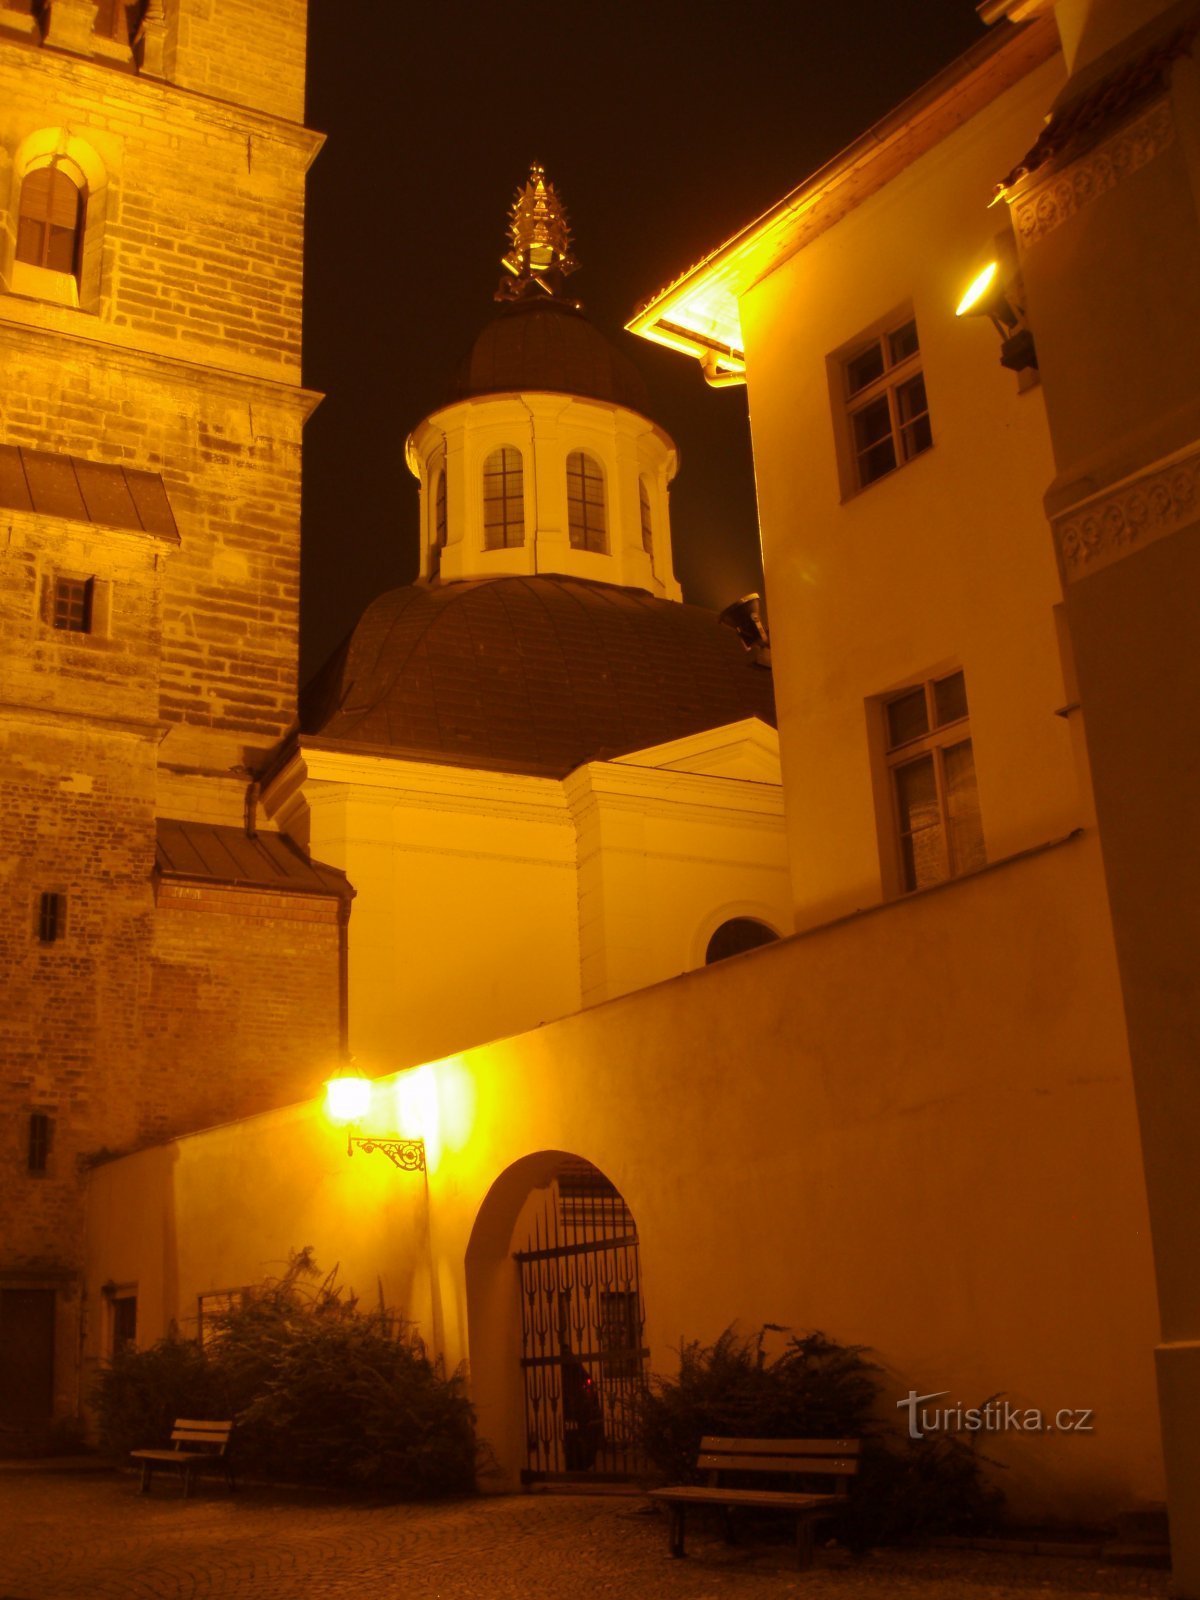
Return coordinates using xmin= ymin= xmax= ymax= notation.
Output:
xmin=130 ymin=1418 xmax=235 ymax=1497
xmin=647 ymin=1435 xmax=860 ymax=1567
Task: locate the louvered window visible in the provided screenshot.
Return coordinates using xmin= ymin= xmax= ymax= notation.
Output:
xmin=16 ymin=163 xmax=83 ymax=279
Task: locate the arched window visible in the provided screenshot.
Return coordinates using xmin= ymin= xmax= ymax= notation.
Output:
xmin=705 ymin=918 xmax=779 ymax=965
xmin=483 ymin=446 xmax=524 ymax=549
xmin=566 ymin=450 xmax=607 ymax=553
xmin=638 ymin=478 xmax=654 ymax=557
xmin=16 ymin=161 xmax=83 ymax=280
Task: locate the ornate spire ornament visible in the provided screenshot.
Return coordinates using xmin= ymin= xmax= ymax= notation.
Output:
xmin=496 ymin=163 xmax=580 ymax=303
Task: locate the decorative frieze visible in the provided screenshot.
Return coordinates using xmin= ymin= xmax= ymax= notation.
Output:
xmin=1009 ymin=98 xmax=1175 ymax=247
xmin=1053 ymin=445 xmax=1200 ymax=582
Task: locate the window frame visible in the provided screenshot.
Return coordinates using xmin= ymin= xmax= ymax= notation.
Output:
xmin=566 ymin=450 xmax=608 ymax=554
xmin=482 ymin=445 xmax=525 ymax=550
xmin=36 ymin=890 xmax=67 ymax=944
xmin=836 ymin=313 xmax=932 ymax=497
xmin=53 ymin=575 xmax=93 ymax=634
xmin=28 ymin=1112 xmax=52 ymax=1176
xmin=882 ymin=670 xmax=985 ymax=895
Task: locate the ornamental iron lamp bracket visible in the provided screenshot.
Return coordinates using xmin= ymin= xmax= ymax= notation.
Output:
xmin=347 ymin=1133 xmax=426 ymax=1173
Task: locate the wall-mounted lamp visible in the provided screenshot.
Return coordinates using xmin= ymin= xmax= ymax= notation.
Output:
xmin=719 ymin=593 xmax=771 ymax=668
xmin=955 ymin=260 xmax=1037 ymax=373
xmin=323 ymin=1074 xmax=426 ymax=1174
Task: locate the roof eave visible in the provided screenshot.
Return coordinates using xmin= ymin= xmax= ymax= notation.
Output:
xmin=626 ymin=14 xmax=1060 ymax=368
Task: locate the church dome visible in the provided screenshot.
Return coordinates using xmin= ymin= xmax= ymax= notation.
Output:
xmin=453 ymin=297 xmax=654 ymax=417
xmin=303 ymin=575 xmax=774 ymax=777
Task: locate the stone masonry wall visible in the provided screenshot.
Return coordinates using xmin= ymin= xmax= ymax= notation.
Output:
xmin=0 ymin=44 xmax=320 ymax=772
xmin=166 ymin=0 xmax=309 ymax=125
xmin=144 ymin=882 xmax=345 ymax=1141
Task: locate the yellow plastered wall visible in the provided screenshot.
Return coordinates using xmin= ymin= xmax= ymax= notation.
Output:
xmin=739 ymin=55 xmax=1081 ymax=929
xmin=267 ymin=731 xmax=792 ymax=1070
xmin=87 ymin=829 xmax=1161 ymax=1525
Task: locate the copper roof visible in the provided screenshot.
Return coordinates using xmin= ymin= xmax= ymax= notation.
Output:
xmin=155 ymin=820 xmax=353 ymax=900
xmin=302 ymin=576 xmax=775 ymax=777
xmin=448 ymin=298 xmax=655 ymax=419
xmin=0 ymin=445 xmax=179 ymax=539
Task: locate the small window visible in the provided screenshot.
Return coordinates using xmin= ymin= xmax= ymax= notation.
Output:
xmin=16 ymin=162 xmax=83 ymax=281
xmin=566 ymin=451 xmax=607 ymax=553
xmin=705 ymin=918 xmax=779 ymax=965
xmin=53 ymin=577 xmax=93 ymax=634
xmin=638 ymin=478 xmax=654 ymax=557
xmin=482 ymin=446 xmax=524 ymax=549
xmin=37 ymin=891 xmax=66 ymax=944
xmin=840 ymin=315 xmax=932 ymax=493
xmin=28 ymin=1113 xmax=52 ymax=1175
xmin=884 ymin=669 xmax=986 ymax=893
xmin=111 ymin=1293 xmax=137 ymax=1357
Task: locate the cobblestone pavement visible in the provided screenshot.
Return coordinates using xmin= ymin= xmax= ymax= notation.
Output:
xmin=0 ymin=1470 xmax=1172 ymax=1600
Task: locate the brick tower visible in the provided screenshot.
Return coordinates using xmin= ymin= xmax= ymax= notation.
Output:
xmin=0 ymin=0 xmax=349 ymax=1439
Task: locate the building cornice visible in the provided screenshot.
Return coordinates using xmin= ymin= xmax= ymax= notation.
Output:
xmin=0 ymin=317 xmax=322 ymax=419
xmin=1051 ymin=439 xmax=1200 ymax=583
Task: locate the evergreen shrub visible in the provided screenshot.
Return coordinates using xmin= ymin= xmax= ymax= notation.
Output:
xmin=92 ymin=1249 xmax=476 ymax=1496
xmin=637 ymin=1325 xmax=1002 ymax=1549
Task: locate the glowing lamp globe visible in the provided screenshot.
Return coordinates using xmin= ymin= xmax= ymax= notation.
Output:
xmin=324 ymin=1075 xmax=371 ymax=1126
xmin=956 ymin=261 xmax=999 ymax=318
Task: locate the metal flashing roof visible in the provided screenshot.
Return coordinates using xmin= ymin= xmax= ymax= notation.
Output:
xmin=0 ymin=445 xmax=179 ymax=540
xmin=155 ymin=819 xmax=353 ymax=901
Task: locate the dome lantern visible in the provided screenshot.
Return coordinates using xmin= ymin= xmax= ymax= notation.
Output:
xmin=406 ymin=168 xmax=682 ymax=601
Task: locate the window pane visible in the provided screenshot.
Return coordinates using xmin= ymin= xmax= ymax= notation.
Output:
xmin=639 ymin=479 xmax=653 ymax=556
xmin=886 ymin=687 xmax=928 ymax=749
xmin=853 ymin=396 xmax=896 ymax=485
xmin=567 ymin=451 xmax=606 ymax=552
xmin=896 ymin=374 xmax=932 ymax=461
xmin=889 ymin=319 xmax=919 ymax=364
xmin=895 ymin=755 xmax=944 ymax=891
xmin=845 ymin=340 xmax=885 ymax=397
xmin=933 ymin=670 xmax=968 ymax=726
xmin=943 ymin=739 xmax=986 ymax=875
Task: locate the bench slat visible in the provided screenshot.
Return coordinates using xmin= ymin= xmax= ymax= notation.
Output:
xmin=649 ymin=1487 xmax=841 ymax=1511
xmin=699 ymin=1436 xmax=860 ymax=1455
xmin=698 ymin=1451 xmax=857 ymax=1476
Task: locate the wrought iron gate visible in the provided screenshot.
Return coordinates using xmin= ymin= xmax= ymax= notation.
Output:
xmin=516 ymin=1159 xmax=647 ymax=1481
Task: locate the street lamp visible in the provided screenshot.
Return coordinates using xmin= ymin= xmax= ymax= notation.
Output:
xmin=323 ymin=1073 xmax=426 ymax=1173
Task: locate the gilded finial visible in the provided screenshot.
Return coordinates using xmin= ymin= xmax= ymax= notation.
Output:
xmin=496 ymin=163 xmax=579 ymax=302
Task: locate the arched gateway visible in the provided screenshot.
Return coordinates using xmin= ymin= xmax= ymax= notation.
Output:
xmin=466 ymin=1152 xmax=648 ymax=1485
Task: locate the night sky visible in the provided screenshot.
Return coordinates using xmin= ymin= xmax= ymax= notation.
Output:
xmin=300 ymin=1 xmax=986 ymax=681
